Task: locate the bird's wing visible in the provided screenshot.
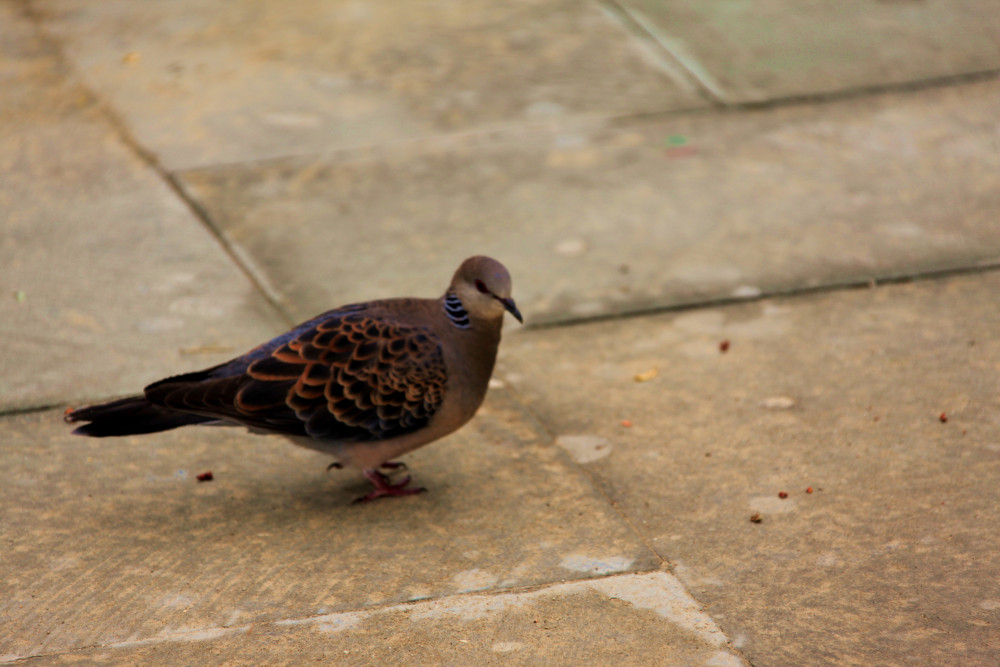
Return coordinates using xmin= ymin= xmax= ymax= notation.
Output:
xmin=144 ymin=308 xmax=447 ymax=441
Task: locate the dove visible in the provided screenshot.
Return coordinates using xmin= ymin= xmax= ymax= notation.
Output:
xmin=65 ymin=256 xmax=522 ymax=502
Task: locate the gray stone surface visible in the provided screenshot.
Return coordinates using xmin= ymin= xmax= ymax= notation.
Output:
xmin=14 ymin=573 xmax=746 ymax=665
xmin=498 ymin=272 xmax=1000 ymax=665
xmin=618 ymin=0 xmax=1000 ymax=102
xmin=180 ymin=79 xmax=1000 ymax=325
xmin=0 ymin=1 xmax=282 ymax=412
xmin=0 ymin=389 xmax=660 ymax=661
xmin=34 ymin=0 xmax=702 ymax=171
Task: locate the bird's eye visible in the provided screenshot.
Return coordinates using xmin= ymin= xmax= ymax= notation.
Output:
xmin=475 ymin=279 xmax=489 ymax=294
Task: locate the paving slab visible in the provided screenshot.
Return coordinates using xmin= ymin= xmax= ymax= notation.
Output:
xmin=179 ymin=79 xmax=1000 ymax=325
xmin=13 ymin=573 xmax=747 ymax=665
xmin=33 ymin=0 xmax=701 ymax=171
xmin=0 ymin=0 xmax=282 ymax=412
xmin=0 ymin=388 xmax=660 ymax=660
xmin=617 ymin=0 xmax=1000 ymax=103
xmin=497 ymin=271 xmax=1000 ymax=665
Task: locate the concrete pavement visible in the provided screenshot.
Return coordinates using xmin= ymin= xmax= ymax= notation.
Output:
xmin=3 ymin=0 xmax=999 ymax=664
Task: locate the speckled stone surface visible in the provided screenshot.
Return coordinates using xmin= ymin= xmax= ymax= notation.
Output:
xmin=13 ymin=573 xmax=746 ymax=666
xmin=0 ymin=389 xmax=663 ymax=661
xmin=6 ymin=0 xmax=1000 ymax=663
xmin=179 ymin=79 xmax=1000 ymax=325
xmin=617 ymin=0 xmax=1000 ymax=102
xmin=0 ymin=1 xmax=281 ymax=411
xmin=499 ymin=272 xmax=1000 ymax=665
xmin=33 ymin=0 xmax=702 ymax=170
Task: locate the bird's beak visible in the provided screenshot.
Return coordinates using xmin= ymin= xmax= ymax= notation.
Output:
xmin=499 ymin=297 xmax=523 ymax=324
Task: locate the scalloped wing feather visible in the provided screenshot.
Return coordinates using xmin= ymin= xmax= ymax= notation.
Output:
xmin=145 ymin=309 xmax=447 ymax=442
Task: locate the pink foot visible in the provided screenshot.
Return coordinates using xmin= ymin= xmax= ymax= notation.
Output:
xmin=355 ymin=468 xmax=426 ymax=503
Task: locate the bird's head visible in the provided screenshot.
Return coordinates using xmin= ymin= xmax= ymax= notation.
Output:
xmin=449 ymin=256 xmax=523 ymax=325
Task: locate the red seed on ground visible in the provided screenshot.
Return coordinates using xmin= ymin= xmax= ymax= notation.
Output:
xmin=620 ymin=420 xmax=633 ymax=428
xmin=778 ymin=491 xmax=788 ymax=499
xmin=719 ymin=340 xmax=730 ymax=353
xmin=939 ymin=412 xmax=948 ymax=423
xmin=196 ymin=471 xmax=214 ymax=482
xmin=806 ymin=487 xmax=813 ymax=494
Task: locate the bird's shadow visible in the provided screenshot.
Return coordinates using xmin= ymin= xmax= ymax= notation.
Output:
xmin=89 ymin=462 xmax=450 ymax=539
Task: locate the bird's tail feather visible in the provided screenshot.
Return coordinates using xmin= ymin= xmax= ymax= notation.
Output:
xmin=64 ymin=396 xmax=212 ymax=437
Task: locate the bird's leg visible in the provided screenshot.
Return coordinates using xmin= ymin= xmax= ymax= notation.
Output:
xmin=354 ymin=468 xmax=426 ymax=503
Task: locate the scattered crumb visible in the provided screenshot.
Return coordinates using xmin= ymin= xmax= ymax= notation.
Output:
xmin=122 ymin=51 xmax=140 ymax=64
xmin=778 ymin=491 xmax=788 ymax=499
xmin=13 ymin=290 xmax=26 ymax=303
xmin=719 ymin=339 xmax=730 ymax=353
xmin=939 ymin=412 xmax=948 ymax=423
xmin=196 ymin=471 xmax=214 ymax=482
xmin=634 ymin=368 xmax=658 ymax=383
xmin=749 ymin=513 xmax=763 ymax=524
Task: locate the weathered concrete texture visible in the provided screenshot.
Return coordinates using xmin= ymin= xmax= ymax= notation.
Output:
xmin=179 ymin=79 xmax=1000 ymax=325
xmin=619 ymin=0 xmax=1000 ymax=102
xmin=0 ymin=1 xmax=282 ymax=412
xmin=15 ymin=573 xmax=746 ymax=666
xmin=0 ymin=388 xmax=661 ymax=660
xmin=33 ymin=0 xmax=701 ymax=171
xmin=498 ymin=272 xmax=1000 ymax=665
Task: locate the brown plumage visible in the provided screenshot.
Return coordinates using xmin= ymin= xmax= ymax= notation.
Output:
xmin=65 ymin=256 xmax=522 ymax=501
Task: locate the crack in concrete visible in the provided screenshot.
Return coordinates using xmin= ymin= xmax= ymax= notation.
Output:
xmin=523 ymin=260 xmax=1000 ymax=332
xmin=3 ymin=571 xmax=747 ymax=664
xmin=595 ymin=0 xmax=1000 ymax=111
xmin=18 ymin=0 xmax=295 ymax=331
xmin=598 ymin=0 xmax=727 ymax=105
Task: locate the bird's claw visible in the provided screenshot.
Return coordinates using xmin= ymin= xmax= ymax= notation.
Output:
xmin=354 ymin=468 xmax=426 ymax=503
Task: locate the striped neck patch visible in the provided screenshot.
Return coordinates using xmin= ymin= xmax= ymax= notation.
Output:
xmin=443 ymin=292 xmax=471 ymax=329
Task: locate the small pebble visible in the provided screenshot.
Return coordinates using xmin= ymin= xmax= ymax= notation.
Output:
xmin=553 ymin=238 xmax=587 ymax=256
xmin=760 ymin=396 xmax=796 ymax=410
